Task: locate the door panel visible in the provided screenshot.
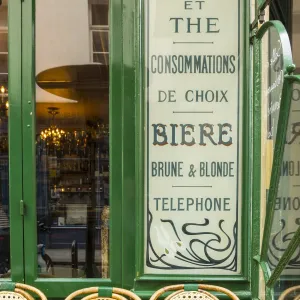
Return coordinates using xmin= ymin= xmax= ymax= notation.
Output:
xmin=22 ymin=0 xmax=122 ymax=295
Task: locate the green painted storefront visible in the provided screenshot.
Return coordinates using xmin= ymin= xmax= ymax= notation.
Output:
xmin=0 ymin=0 xmax=299 ymax=299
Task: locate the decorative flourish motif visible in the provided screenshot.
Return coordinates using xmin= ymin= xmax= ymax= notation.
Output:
xmin=268 ymin=218 xmax=300 ymax=270
xmin=146 ymin=211 xmax=237 ymax=271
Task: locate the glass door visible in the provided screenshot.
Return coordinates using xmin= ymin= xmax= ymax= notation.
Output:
xmin=22 ymin=0 xmax=122 ymax=295
xmin=0 ymin=0 xmax=24 ymax=282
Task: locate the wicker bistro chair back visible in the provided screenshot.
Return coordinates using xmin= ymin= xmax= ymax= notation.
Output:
xmin=150 ymin=284 xmax=239 ymax=300
xmin=279 ymin=285 xmax=300 ymax=300
xmin=0 ymin=282 xmax=47 ymax=300
xmin=65 ymin=287 xmax=141 ymax=300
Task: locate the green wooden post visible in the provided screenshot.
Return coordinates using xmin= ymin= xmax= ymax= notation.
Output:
xmin=122 ymin=0 xmax=137 ymax=290
xmin=251 ymin=28 xmax=262 ymax=300
xmin=8 ymin=0 xmax=24 ymax=283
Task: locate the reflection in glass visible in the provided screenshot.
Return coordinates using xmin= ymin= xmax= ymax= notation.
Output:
xmin=292 ymin=1 xmax=300 ymax=73
xmin=0 ymin=0 xmax=9 ymax=278
xmin=91 ymin=3 xmax=108 ymax=25
xmin=35 ymin=0 xmax=109 ymax=278
xmin=273 ymin=243 xmax=300 ymax=300
xmin=260 ymin=26 xmax=285 ymax=248
xmin=262 ymin=26 xmax=284 ymax=154
xmin=90 ymin=0 xmax=108 ymax=65
xmin=267 ymin=82 xmax=300 ymax=275
xmin=266 ymin=81 xmax=300 ymax=300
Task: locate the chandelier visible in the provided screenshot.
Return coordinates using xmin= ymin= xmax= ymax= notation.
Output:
xmin=37 ymin=108 xmax=110 ymax=157
xmin=38 ymin=107 xmax=89 ymax=156
xmin=0 ymin=85 xmax=8 ymax=120
xmin=40 ymin=107 xmax=65 ymax=148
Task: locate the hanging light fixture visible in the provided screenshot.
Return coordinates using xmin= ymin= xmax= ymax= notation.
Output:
xmin=40 ymin=107 xmax=65 ymax=148
xmin=0 ymin=85 xmax=8 ymax=119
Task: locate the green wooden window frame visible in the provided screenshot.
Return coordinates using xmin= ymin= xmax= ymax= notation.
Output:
xmin=133 ymin=0 xmax=252 ymax=299
xmin=16 ymin=0 xmax=125 ymax=296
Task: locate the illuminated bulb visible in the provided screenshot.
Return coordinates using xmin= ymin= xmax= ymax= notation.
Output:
xmin=5 ymin=101 xmax=8 ymax=109
xmin=0 ymin=86 xmax=5 ymax=94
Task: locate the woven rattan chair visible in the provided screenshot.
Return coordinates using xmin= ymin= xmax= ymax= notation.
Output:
xmin=0 ymin=282 xmax=47 ymax=300
xmin=279 ymin=285 xmax=300 ymax=300
xmin=65 ymin=287 xmax=141 ymax=300
xmin=150 ymin=284 xmax=239 ymax=300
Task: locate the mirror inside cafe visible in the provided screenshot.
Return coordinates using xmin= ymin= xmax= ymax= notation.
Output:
xmin=0 ymin=0 xmax=110 ymax=278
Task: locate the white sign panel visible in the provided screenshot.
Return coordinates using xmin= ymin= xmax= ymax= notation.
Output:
xmin=144 ymin=0 xmax=244 ymax=275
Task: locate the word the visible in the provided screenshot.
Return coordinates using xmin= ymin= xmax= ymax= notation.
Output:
xmin=169 ymin=17 xmax=220 ymax=33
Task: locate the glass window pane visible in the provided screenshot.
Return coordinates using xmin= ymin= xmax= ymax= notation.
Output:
xmin=292 ymin=1 xmax=300 ymax=73
xmin=0 ymin=33 xmax=8 ymax=53
xmin=91 ymin=4 xmax=108 ymax=26
xmin=0 ymin=6 xmax=7 ymax=28
xmin=92 ymin=31 xmax=108 ymax=53
xmin=273 ymin=243 xmax=300 ymax=300
xmin=35 ymin=0 xmax=109 ymax=278
xmin=0 ymin=54 xmax=8 ymax=74
xmin=0 ymin=0 xmax=9 ymax=278
xmin=93 ymin=53 xmax=109 ymax=65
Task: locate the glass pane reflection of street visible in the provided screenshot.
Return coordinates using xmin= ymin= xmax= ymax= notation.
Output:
xmin=35 ymin=0 xmax=109 ymax=278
